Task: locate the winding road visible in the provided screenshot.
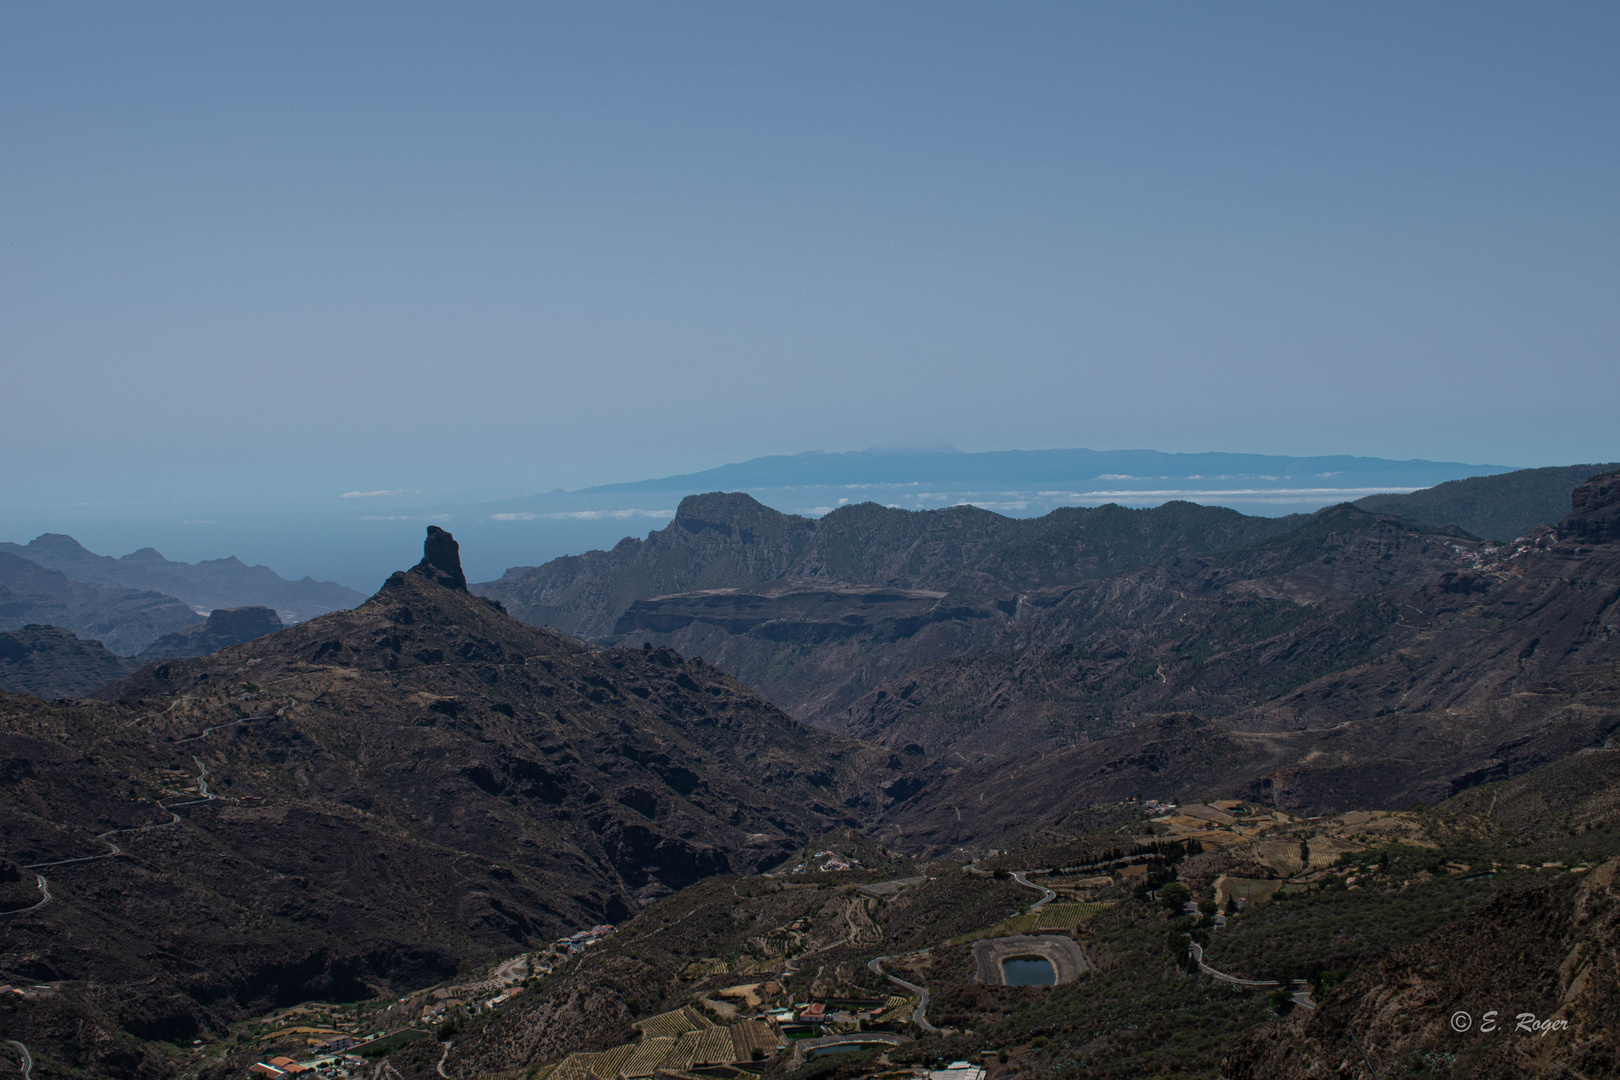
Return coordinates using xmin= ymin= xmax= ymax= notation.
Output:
xmin=177 ymin=709 xmax=282 ymax=743
xmin=10 ymin=755 xmax=217 ymax=920
xmin=26 ymin=808 xmax=185 ymax=871
xmin=1009 ymin=871 xmax=1056 ymax=912
xmin=0 ymin=876 xmax=51 ymax=920
xmin=7 ymin=1040 xmax=32 ymax=1080
xmin=1186 ymin=941 xmax=1280 ymax=988
xmin=867 ymin=955 xmax=940 ymax=1035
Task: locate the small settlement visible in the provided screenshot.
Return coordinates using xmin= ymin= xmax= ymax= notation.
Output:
xmin=246 ymin=925 xmax=620 ymax=1080
xmin=532 ymin=986 xmax=927 ymax=1080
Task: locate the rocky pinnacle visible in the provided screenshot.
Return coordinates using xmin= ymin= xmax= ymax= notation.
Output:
xmin=415 ymin=526 xmax=468 ymax=591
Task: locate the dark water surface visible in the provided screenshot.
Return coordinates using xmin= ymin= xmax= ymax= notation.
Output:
xmin=1002 ymin=955 xmax=1056 ymax=986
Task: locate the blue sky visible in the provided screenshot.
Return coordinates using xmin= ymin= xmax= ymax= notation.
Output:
xmin=3 ymin=2 xmax=1617 ymax=515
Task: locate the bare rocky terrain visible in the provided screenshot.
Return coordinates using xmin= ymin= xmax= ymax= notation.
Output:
xmin=873 ymin=476 xmax=1620 ymax=853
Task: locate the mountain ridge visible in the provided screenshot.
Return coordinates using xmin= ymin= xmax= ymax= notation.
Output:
xmin=0 ymin=551 xmax=202 ymax=656
xmin=0 ymin=533 xmax=364 ymax=623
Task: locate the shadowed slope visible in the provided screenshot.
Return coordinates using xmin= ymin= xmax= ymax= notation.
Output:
xmin=0 ymin=529 xmax=901 ymax=1078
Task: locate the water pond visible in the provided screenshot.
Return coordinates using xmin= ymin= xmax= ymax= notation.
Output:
xmin=1001 ymin=955 xmax=1056 ymax=986
xmin=808 ymin=1043 xmax=889 ymax=1059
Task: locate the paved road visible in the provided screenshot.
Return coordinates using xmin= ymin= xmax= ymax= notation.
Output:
xmin=8 ymin=1040 xmax=32 ymax=1080
xmin=26 ymin=810 xmax=184 ymax=871
xmin=1187 ymin=941 xmax=1280 ymax=988
xmin=177 ymin=710 xmax=281 ymax=742
xmin=1010 ymin=871 xmax=1056 ymax=912
xmin=0 ymin=876 xmax=51 ymax=919
xmin=193 ymin=755 xmax=214 ymax=798
xmin=867 ymin=956 xmax=940 ymax=1035
xmin=23 ymin=754 xmax=210 ymax=873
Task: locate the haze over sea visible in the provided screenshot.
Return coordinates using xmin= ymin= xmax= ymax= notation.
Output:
xmin=4 ymin=5 xmax=1614 ymax=587
xmin=1 ymin=446 xmax=1514 ymax=592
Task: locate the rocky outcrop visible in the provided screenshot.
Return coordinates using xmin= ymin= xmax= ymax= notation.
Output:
xmin=1559 ymin=470 xmax=1620 ymax=545
xmin=0 ymin=624 xmax=137 ymax=698
xmin=137 ymin=606 xmax=285 ymax=660
xmin=413 ymin=524 xmax=468 ymax=591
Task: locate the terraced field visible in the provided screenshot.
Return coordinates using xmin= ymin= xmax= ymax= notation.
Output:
xmin=631 ymin=1007 xmax=713 ymax=1039
xmin=948 ymin=901 xmax=1107 ymax=943
xmin=533 ymin=1012 xmax=770 ymax=1080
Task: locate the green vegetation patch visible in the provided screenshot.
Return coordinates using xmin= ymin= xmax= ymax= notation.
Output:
xmin=947 ymin=901 xmax=1108 ymax=943
xmin=912 ymin=900 xmax=1273 ymax=1080
xmin=1205 ymin=870 xmax=1519 ymax=983
xmin=355 ymin=1029 xmax=427 ymax=1058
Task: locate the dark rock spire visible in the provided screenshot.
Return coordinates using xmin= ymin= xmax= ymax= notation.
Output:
xmin=412 ymin=526 xmax=468 ymax=591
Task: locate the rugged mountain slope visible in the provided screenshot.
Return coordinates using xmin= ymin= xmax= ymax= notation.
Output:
xmin=476 ymin=494 xmax=1304 ymax=640
xmin=863 ymin=477 xmax=1620 ymax=852
xmin=0 ymin=533 xmax=364 ymax=623
xmin=476 ymin=496 xmax=1307 ymax=720
xmin=136 ymin=606 xmax=285 ymax=660
xmin=1224 ymin=859 xmax=1620 ymax=1080
xmin=0 ymin=624 xmax=137 ymax=699
xmin=1445 ymin=746 xmax=1620 ymax=836
xmin=834 ymin=506 xmax=1480 ymax=758
xmin=0 ymin=551 xmax=202 ymax=655
xmin=1353 ymin=462 xmax=1619 ymax=542
xmin=0 ymin=528 xmax=902 ymax=1076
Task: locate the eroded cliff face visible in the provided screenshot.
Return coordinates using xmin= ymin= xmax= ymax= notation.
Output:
xmin=1562 ymin=470 xmax=1620 ymax=546
xmin=1223 ymin=859 xmax=1620 ymax=1080
xmin=474 ymin=493 xmax=1301 ymax=642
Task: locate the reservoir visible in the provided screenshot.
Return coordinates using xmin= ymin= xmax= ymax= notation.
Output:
xmin=809 ymin=1043 xmax=888 ymax=1058
xmin=1001 ymin=955 xmax=1056 ymax=986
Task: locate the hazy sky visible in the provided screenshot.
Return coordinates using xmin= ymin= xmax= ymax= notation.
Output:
xmin=4 ymin=2 xmax=1617 ymax=506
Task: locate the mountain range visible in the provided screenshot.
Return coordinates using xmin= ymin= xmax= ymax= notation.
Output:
xmin=0 ymin=534 xmax=363 ymax=624
xmin=3 ymin=464 xmax=1619 ymax=1080
xmin=0 ymin=551 xmax=202 ymax=657
xmin=0 ymin=536 xmax=365 ymax=695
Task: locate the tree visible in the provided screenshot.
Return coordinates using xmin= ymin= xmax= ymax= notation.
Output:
xmin=1159 ymin=881 xmax=1191 ymax=914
